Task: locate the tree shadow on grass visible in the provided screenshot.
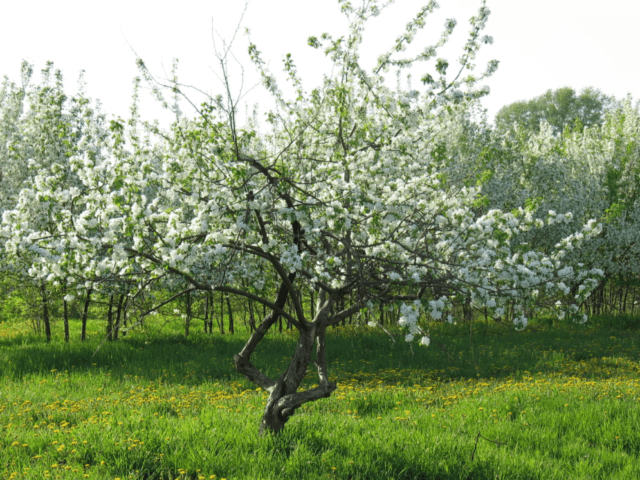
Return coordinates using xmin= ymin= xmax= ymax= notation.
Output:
xmin=1 ymin=320 xmax=638 ymax=386
xmin=1 ymin=333 xmax=266 ymax=384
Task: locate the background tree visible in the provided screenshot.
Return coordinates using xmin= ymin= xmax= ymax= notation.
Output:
xmin=495 ymin=86 xmax=616 ymax=137
xmin=0 ymin=61 xmax=109 ymax=341
xmin=479 ymin=96 xmax=640 ymax=315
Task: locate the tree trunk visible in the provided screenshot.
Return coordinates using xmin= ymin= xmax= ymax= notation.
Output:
xmin=81 ymin=288 xmax=92 ymax=341
xmin=40 ymin=284 xmax=52 ymax=342
xmin=218 ymin=291 xmax=225 ymax=335
xmin=208 ymin=293 xmax=214 ymax=333
xmin=63 ymin=293 xmax=70 ymax=343
xmin=106 ymin=294 xmax=114 ymax=341
xmin=203 ymin=293 xmax=209 ymax=333
xmin=185 ymin=290 xmax=192 ymax=337
xmin=463 ymin=298 xmax=473 ymax=323
xmin=248 ymin=300 xmax=256 ymax=332
xmin=121 ymin=294 xmax=128 ymax=336
xmin=310 ymin=290 xmax=315 ymax=320
xmin=233 ymin=276 xmax=339 ymax=436
xmin=286 ymin=297 xmax=292 ymax=330
xmin=113 ymin=293 xmax=125 ymax=341
xmin=258 ymin=326 xmax=336 ymax=435
xmin=226 ymin=295 xmax=234 ymax=334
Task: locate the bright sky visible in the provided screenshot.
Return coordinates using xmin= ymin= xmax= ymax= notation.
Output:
xmin=2 ymin=0 xmax=639 ymax=127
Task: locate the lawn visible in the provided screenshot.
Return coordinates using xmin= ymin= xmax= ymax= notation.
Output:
xmin=1 ymin=315 xmax=639 ymax=479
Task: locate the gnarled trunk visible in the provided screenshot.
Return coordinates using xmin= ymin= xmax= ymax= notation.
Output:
xmin=233 ymin=279 xmax=335 ymax=435
xmin=233 ymin=282 xmax=352 ymax=436
xmin=258 ymin=326 xmax=336 ymax=435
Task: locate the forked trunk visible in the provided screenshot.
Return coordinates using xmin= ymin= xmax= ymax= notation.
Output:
xmin=233 ymin=280 xmax=339 ymax=436
xmin=260 ymin=382 xmax=292 ymax=435
xmin=257 ymin=324 xmax=336 ymax=435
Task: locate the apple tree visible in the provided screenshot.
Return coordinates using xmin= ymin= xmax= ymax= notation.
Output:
xmin=2 ymin=0 xmax=603 ymax=434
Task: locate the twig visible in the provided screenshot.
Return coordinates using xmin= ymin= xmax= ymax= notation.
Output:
xmin=369 ymin=321 xmax=396 ymax=343
xmin=470 ymin=432 xmax=508 ymax=461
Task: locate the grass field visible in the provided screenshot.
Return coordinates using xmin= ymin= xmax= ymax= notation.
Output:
xmin=1 ymin=315 xmax=639 ymax=479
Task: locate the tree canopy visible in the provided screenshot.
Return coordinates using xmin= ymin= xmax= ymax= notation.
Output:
xmin=495 ymin=86 xmax=616 ymax=136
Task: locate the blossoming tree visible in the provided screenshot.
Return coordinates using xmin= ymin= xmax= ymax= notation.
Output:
xmin=3 ymin=0 xmax=603 ymax=434
xmin=0 ymin=61 xmax=109 ymax=341
xmin=477 ymin=97 xmax=640 ymax=315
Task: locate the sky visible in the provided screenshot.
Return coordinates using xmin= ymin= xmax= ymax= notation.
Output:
xmin=2 ymin=0 xmax=639 ymax=127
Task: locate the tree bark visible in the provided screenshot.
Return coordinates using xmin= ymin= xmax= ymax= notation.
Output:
xmin=259 ymin=326 xmax=337 ymax=435
xmin=234 ymin=281 xmax=340 ymax=436
xmin=310 ymin=289 xmax=315 ymax=320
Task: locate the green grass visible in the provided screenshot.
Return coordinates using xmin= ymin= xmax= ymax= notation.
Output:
xmin=1 ymin=315 xmax=639 ymax=479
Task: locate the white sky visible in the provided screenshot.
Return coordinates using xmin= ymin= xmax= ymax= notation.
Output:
xmin=2 ymin=0 xmax=639 ymax=127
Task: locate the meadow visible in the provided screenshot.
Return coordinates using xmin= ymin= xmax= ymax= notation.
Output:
xmin=1 ymin=315 xmax=639 ymax=480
